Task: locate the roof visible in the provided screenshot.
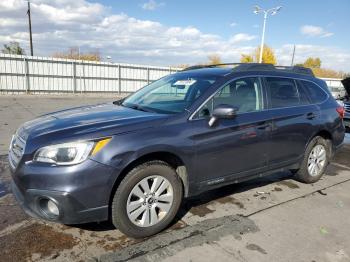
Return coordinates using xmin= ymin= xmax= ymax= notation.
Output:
xmin=182 ymin=63 xmax=314 ymax=77
xmin=176 ymin=67 xmax=233 ymax=77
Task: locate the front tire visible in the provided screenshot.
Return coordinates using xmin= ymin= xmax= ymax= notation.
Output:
xmin=111 ymin=161 xmax=183 ymax=238
xmin=294 ymin=136 xmax=330 ymax=184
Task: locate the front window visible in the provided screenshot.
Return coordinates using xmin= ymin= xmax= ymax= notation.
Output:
xmin=195 ymin=77 xmax=264 ymax=118
xmin=122 ymin=74 xmax=218 ymax=114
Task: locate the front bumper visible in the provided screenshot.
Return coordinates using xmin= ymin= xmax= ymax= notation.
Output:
xmin=11 ymin=159 xmax=117 ymax=224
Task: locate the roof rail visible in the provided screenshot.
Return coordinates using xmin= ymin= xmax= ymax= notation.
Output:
xmin=182 ymin=63 xmax=314 ymax=76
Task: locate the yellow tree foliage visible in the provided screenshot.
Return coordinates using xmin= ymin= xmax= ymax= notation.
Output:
xmin=207 ymin=54 xmax=222 ymax=65
xmin=254 ymin=45 xmax=277 ymax=65
xmin=312 ymin=68 xmax=345 ymax=78
xmin=303 ymin=57 xmax=321 ymax=68
xmin=240 ymin=54 xmax=254 ymax=63
xmin=240 ymin=45 xmax=277 ymax=65
xmin=53 ymin=47 xmax=101 ymax=61
xmin=299 ymin=57 xmax=348 ymax=78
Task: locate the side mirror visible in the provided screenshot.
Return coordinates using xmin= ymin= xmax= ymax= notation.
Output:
xmin=208 ymin=104 xmax=237 ymax=127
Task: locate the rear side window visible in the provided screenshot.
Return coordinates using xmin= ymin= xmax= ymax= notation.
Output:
xmin=265 ymin=77 xmax=311 ymax=108
xmin=299 ymin=80 xmax=328 ymax=104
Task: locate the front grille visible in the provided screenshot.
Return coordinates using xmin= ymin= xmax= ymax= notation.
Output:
xmin=344 ymin=102 xmax=350 ymax=113
xmin=9 ymin=132 xmax=26 ymax=170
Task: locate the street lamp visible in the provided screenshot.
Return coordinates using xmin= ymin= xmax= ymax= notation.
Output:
xmin=253 ymin=5 xmax=282 ymax=63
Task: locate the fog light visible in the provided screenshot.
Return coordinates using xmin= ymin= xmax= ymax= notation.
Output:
xmin=47 ymin=200 xmax=59 ymax=216
xmin=39 ymin=198 xmax=60 ymax=218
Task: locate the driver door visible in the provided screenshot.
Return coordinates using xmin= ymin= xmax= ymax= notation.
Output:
xmin=191 ymin=77 xmax=271 ymax=185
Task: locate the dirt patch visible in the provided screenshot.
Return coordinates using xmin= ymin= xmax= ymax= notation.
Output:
xmin=216 ymin=196 xmax=245 ymax=209
xmin=0 ymin=223 xmax=78 ymax=262
xmin=0 ymin=182 xmax=9 ymax=198
xmin=189 ymin=203 xmax=215 ymax=217
xmin=102 ymin=235 xmax=136 ymax=251
xmin=0 ymin=195 xmax=28 ymax=231
xmin=272 ymin=187 xmax=283 ymax=192
xmin=0 ymin=155 xmax=11 ymax=198
xmin=168 ymin=220 xmax=187 ymax=231
xmin=276 ymin=180 xmax=300 ymax=189
xmin=246 ymin=243 xmax=267 ymax=254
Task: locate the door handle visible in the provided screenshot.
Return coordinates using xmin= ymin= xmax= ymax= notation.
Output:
xmin=306 ymin=112 xmax=317 ymax=120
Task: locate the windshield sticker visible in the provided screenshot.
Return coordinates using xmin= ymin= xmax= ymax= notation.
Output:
xmin=173 ymin=79 xmax=197 ymax=86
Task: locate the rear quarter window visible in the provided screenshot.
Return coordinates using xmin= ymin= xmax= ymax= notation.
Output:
xmin=299 ymin=80 xmax=328 ymax=104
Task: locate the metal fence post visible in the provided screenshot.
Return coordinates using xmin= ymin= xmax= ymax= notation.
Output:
xmin=24 ymin=57 xmax=30 ymax=93
xmin=118 ymin=64 xmax=121 ymax=93
xmin=72 ymin=61 xmax=77 ymax=93
xmin=147 ymin=67 xmax=150 ymax=84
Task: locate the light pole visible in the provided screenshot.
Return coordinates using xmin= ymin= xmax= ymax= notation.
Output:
xmin=253 ymin=5 xmax=282 ymax=63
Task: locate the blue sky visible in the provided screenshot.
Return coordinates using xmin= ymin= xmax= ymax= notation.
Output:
xmin=1 ymin=0 xmax=349 ymax=70
xmin=102 ymin=0 xmax=349 ymax=49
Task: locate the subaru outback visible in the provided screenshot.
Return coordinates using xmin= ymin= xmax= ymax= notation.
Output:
xmin=9 ymin=63 xmax=345 ymax=238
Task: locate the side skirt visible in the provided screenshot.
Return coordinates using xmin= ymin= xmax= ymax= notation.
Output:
xmin=188 ymin=162 xmax=300 ymax=197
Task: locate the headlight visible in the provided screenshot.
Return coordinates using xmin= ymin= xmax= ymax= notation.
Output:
xmin=33 ymin=138 xmax=111 ymax=165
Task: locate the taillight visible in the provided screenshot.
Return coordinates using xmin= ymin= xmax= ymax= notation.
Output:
xmin=336 ymin=106 xmax=345 ymax=119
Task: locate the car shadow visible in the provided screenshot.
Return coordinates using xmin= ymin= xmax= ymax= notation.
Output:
xmin=72 ymin=171 xmax=295 ymax=232
xmin=173 ymin=171 xmax=294 ymax=223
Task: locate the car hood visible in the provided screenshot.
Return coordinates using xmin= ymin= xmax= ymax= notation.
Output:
xmin=18 ymin=102 xmax=167 ymax=141
xmin=341 ymin=77 xmax=350 ymax=100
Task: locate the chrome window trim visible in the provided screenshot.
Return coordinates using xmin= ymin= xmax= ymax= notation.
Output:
xmin=188 ymin=75 xmax=329 ymax=121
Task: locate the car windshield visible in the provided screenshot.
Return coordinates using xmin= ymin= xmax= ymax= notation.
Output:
xmin=122 ymin=73 xmax=218 ymax=114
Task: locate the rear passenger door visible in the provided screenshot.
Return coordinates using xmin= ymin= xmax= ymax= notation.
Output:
xmin=264 ymin=77 xmax=319 ymax=168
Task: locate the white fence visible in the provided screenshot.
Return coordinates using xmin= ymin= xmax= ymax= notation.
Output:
xmin=0 ymin=54 xmax=344 ymax=95
xmin=0 ymin=54 xmax=179 ymax=94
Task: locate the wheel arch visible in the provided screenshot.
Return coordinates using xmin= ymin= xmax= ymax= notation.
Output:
xmin=304 ymin=129 xmax=333 ymax=160
xmin=108 ymin=151 xmax=189 ymax=219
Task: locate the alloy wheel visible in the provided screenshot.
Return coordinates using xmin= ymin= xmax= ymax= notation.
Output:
xmin=126 ymin=175 xmax=174 ymax=227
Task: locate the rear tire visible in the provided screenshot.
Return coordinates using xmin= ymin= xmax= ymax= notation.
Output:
xmin=111 ymin=160 xmax=183 ymax=238
xmin=294 ymin=136 xmax=330 ymax=184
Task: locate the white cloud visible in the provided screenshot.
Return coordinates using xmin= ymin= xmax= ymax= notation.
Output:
xmin=141 ymin=0 xmax=164 ymax=11
xmin=230 ymin=22 xmax=238 ymax=27
xmin=0 ymin=0 xmax=349 ymax=71
xmin=300 ymin=25 xmax=334 ymax=38
xmin=229 ymin=33 xmax=256 ymax=44
xmin=276 ymin=44 xmax=350 ymax=70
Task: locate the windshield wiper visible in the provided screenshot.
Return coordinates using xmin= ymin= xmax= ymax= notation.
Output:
xmin=122 ymin=103 xmax=151 ymax=112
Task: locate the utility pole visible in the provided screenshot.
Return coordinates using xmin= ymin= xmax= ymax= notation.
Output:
xmin=291 ymin=45 xmax=296 ymax=66
xmin=27 ymin=0 xmax=34 ymax=56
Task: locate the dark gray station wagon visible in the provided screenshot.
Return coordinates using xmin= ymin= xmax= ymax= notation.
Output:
xmin=9 ymin=63 xmax=345 ymax=238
